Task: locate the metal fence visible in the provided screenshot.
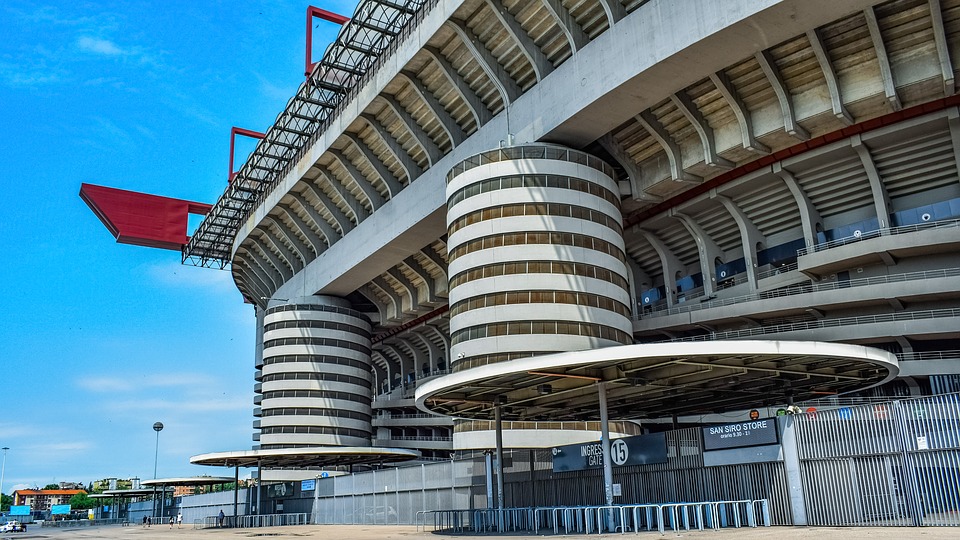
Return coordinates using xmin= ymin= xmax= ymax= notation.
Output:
xmin=417 ymin=499 xmax=770 ymax=535
xmin=795 ymin=393 xmax=960 ymax=526
xmin=310 ymin=427 xmax=793 ymax=527
xmin=162 ymin=394 xmax=960 ymax=532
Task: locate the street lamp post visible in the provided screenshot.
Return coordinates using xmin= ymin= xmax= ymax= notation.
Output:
xmin=152 ymin=422 xmax=164 ymax=479
xmin=0 ymin=447 xmax=9 ymax=511
xmin=152 ymin=422 xmax=163 ymax=518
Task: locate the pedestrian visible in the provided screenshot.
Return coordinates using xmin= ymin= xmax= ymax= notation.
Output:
xmin=147 ymin=516 xmax=152 ymax=527
xmin=142 ymin=515 xmax=147 ymax=528
xmin=169 ymin=515 xmax=174 ymax=528
xmin=218 ymin=509 xmax=225 ymax=528
xmin=177 ymin=512 xmax=183 ymax=528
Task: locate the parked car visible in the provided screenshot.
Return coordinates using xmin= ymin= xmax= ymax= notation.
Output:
xmin=0 ymin=521 xmax=24 ymax=532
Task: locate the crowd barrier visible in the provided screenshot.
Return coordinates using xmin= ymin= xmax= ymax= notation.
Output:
xmin=40 ymin=518 xmax=128 ymax=528
xmin=198 ymin=512 xmax=309 ymax=529
xmin=417 ymin=499 xmax=769 ymax=535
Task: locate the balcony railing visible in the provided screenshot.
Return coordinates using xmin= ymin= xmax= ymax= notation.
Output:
xmin=375 ymin=413 xmax=441 ymax=420
xmin=636 ymin=267 xmax=960 ymax=321
xmin=375 ymin=370 xmax=450 ymax=400
xmin=446 ymin=145 xmax=615 ymax=182
xmin=897 ymin=350 xmax=960 ymax=362
xmin=797 ymin=218 xmax=960 ymax=256
xmin=668 ymin=307 xmax=960 ymax=342
xmin=376 ymin=435 xmax=453 ymax=442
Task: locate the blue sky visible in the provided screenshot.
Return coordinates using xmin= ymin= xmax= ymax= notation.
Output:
xmin=0 ymin=0 xmax=358 ymax=491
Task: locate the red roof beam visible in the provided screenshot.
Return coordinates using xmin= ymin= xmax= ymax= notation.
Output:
xmin=305 ymin=5 xmax=350 ymax=77
xmin=80 ymin=183 xmax=213 ymax=251
xmin=229 ymin=126 xmax=266 ymax=183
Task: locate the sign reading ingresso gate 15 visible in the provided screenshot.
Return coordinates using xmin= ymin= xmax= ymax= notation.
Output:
xmin=552 ymin=432 xmax=668 ymax=472
xmin=702 ymin=419 xmax=779 ymax=451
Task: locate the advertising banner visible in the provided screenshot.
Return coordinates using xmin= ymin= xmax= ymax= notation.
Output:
xmin=50 ymin=504 xmax=71 ymax=515
xmin=9 ymin=505 xmax=30 ymax=516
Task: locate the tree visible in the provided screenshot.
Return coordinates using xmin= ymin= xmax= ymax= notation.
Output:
xmin=68 ymin=492 xmax=97 ymax=510
xmin=0 ymin=493 xmax=12 ymax=512
xmin=43 ymin=483 xmax=60 ymax=490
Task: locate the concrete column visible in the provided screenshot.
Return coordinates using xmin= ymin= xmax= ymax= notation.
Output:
xmin=778 ymin=415 xmax=807 ymax=525
xmin=233 ymin=465 xmax=239 ymax=518
xmin=494 ymin=404 xmax=505 ymax=511
xmin=599 ymin=382 xmax=615 ymax=531
xmin=256 ymin=460 xmax=262 ymax=516
xmin=312 ymin=475 xmax=320 ymax=524
xmin=485 ymin=451 xmax=495 ymax=508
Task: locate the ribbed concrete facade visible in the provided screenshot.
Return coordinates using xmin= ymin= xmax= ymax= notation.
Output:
xmin=179 ymin=0 xmax=960 ymax=457
xmin=446 ymin=145 xmax=634 ymax=371
xmin=256 ymin=296 xmax=373 ymax=448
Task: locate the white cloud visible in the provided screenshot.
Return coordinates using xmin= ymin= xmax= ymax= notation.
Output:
xmin=106 ymin=396 xmax=248 ymax=413
xmin=76 ymin=372 xmax=219 ymax=393
xmin=28 ymin=441 xmax=92 ymax=453
xmin=75 ymin=376 xmax=135 ymax=393
xmin=89 ymin=116 xmax=133 ymax=145
xmin=76 ymin=36 xmax=125 ymax=56
xmin=0 ymin=423 xmax=44 ymax=439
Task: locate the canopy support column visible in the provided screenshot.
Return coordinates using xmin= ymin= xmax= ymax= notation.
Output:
xmin=485 ymin=451 xmax=494 ymax=508
xmin=233 ymin=465 xmax=239 ymax=519
xmin=599 ymin=382 xmax=615 ymax=532
xmin=256 ymin=459 xmax=262 ymax=516
xmin=495 ymin=401 xmax=505 ymax=531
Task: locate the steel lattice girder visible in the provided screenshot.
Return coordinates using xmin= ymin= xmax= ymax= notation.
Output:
xmin=183 ymin=0 xmax=427 ymax=269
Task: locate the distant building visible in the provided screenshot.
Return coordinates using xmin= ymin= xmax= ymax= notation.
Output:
xmin=57 ymin=482 xmax=84 ymax=490
xmin=172 ymin=485 xmax=196 ymax=497
xmin=90 ymin=478 xmax=134 ymax=492
xmin=13 ymin=489 xmax=84 ymax=512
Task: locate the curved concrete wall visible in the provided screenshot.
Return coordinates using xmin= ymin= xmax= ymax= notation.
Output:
xmin=446 ymin=145 xmax=633 ymax=371
xmin=258 ymin=296 xmax=373 ymax=448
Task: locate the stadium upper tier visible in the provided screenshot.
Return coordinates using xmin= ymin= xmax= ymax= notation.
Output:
xmin=183 ymin=0 xmax=960 ymax=432
xmin=187 ymin=0 xmax=957 ymax=320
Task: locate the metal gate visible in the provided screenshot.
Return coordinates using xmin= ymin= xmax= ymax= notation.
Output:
xmin=796 ymin=393 xmax=960 ymax=526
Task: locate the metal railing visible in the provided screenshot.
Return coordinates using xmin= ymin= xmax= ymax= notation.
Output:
xmin=636 ymin=267 xmax=960 ymax=320
xmin=376 ymin=435 xmax=452 ymax=442
xmin=897 ymin=349 xmax=960 ymax=362
xmin=446 ymin=145 xmax=616 ymax=183
xmin=40 ymin=518 xmax=128 ymax=528
xmin=375 ymin=413 xmax=440 ymax=420
xmin=797 ymin=218 xmax=960 ymax=256
xmin=200 ymin=512 xmax=309 ymax=529
xmin=669 ymin=307 xmax=960 ymax=342
xmin=417 ymin=499 xmax=769 ymax=535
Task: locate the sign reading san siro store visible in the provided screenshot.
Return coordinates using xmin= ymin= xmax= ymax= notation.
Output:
xmin=702 ymin=419 xmax=779 ymax=451
xmin=552 ymin=432 xmax=668 ymax=472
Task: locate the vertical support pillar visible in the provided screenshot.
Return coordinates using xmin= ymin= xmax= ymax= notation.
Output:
xmin=495 ymin=402 xmax=505 ymax=532
xmin=598 ymin=382 xmax=615 ymax=532
xmin=528 ymin=450 xmax=536 ymax=508
xmin=421 ymin=464 xmax=427 ymax=516
xmin=778 ymin=415 xmax=808 ymax=525
xmin=485 ymin=451 xmax=495 ymax=508
xmin=233 ymin=465 xmax=239 ymax=518
xmin=313 ymin=475 xmax=320 ymax=524
xmin=256 ymin=459 xmax=262 ymax=516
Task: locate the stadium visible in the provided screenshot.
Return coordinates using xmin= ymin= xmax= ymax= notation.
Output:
xmin=83 ymin=0 xmax=960 ymax=530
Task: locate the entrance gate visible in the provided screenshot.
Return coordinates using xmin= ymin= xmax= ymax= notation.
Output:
xmin=795 ymin=393 xmax=960 ymax=526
